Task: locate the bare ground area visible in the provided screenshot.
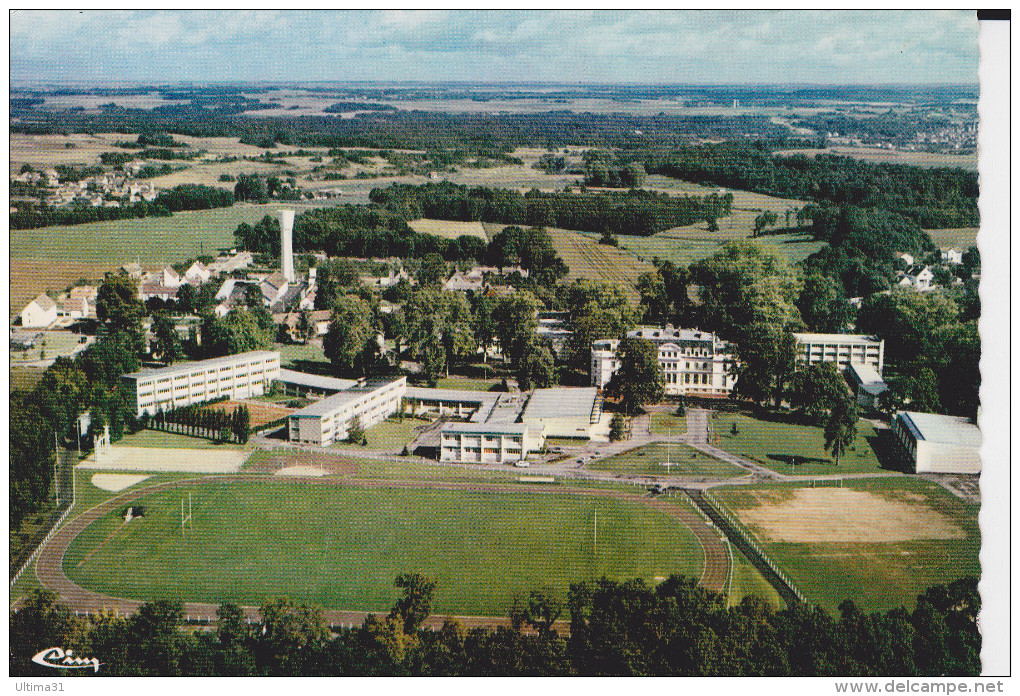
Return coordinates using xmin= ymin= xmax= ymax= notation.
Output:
xmin=735 ymin=488 xmax=966 ymax=543
xmin=78 ymin=447 xmax=249 ymax=474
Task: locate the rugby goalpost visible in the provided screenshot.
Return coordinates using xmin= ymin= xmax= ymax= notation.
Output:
xmin=181 ymin=492 xmax=193 ymax=532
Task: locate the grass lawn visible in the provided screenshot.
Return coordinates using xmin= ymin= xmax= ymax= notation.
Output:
xmin=649 ymin=411 xmax=687 ymax=436
xmin=711 ymin=411 xmax=894 ymax=476
xmin=336 ymin=417 xmax=421 ymax=451
xmin=273 ymin=342 xmax=330 ymax=370
xmin=711 ymin=478 xmax=980 ymax=613
xmin=592 ymin=443 xmax=747 ymax=479
xmin=113 ymin=429 xmax=250 ymax=452
xmin=726 ymin=547 xmax=784 ymax=610
xmin=436 ymin=376 xmax=500 ymax=391
xmin=10 ymin=331 xmax=84 ymax=364
xmin=65 ymin=480 xmax=702 ymax=615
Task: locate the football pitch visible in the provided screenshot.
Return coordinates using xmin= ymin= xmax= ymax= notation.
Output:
xmin=64 ymin=479 xmax=703 ymax=616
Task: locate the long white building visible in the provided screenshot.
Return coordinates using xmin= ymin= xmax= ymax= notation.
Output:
xmin=591 ymin=325 xmax=736 ymax=397
xmin=793 ymin=333 xmax=885 ymax=375
xmin=892 ymin=411 xmax=981 ymax=474
xmin=287 ymin=377 xmax=407 ymax=446
xmin=122 ymin=351 xmax=281 ymax=417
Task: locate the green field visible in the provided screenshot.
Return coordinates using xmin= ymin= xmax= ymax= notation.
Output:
xmin=711 ymin=478 xmax=980 ymax=613
xmin=65 ymin=480 xmax=702 ymax=615
xmin=112 ymin=428 xmax=250 ymax=452
xmin=726 ymin=547 xmax=784 ymax=610
xmin=10 ymin=331 xmax=83 ymax=364
xmin=591 ymin=443 xmax=747 ymax=479
xmin=335 ymin=417 xmax=421 ymax=451
xmin=711 ymin=411 xmax=894 ymax=476
xmin=436 ymin=376 xmax=500 ymax=391
xmin=649 ymin=411 xmax=687 ymax=436
xmin=9 ymin=204 xmax=290 ymax=264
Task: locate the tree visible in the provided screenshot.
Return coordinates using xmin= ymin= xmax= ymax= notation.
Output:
xmin=492 ymin=291 xmax=543 ymax=374
xmin=752 ymin=211 xmax=778 ymax=236
xmin=787 ymin=362 xmax=847 ymax=424
xmin=151 ymin=312 xmax=181 ymax=364
xmin=232 ymin=405 xmax=251 ymax=444
xmin=346 ymin=414 xmax=365 ymax=444
xmin=609 ymin=413 xmax=628 ymax=442
xmin=560 ymin=279 xmax=635 ymax=371
xmin=234 ymin=174 xmax=268 ymax=203
xmin=516 ymin=339 xmax=555 ymax=391
xmin=823 ymin=397 xmax=858 ymax=467
xmin=96 ymin=272 xmax=144 ymax=345
xmin=404 ymin=289 xmax=475 ymax=378
xmin=256 ymin=598 xmax=329 ymax=675
xmin=605 ymin=337 xmax=664 ymax=414
xmin=734 ymin=322 xmax=798 ymax=408
xmin=417 ymin=253 xmax=449 ymax=287
xmin=314 ymin=258 xmax=360 ymax=309
xmin=10 ymin=590 xmax=82 ymax=676
xmin=295 ymin=309 xmax=315 ymax=344
xmin=797 ymin=273 xmax=853 ymax=333
xmin=390 ymin=573 xmax=437 ymax=634
xmin=323 ymin=295 xmax=376 ymax=374
xmin=201 ymin=307 xmax=274 ymax=357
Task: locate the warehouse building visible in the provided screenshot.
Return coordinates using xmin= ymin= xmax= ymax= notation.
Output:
xmin=591 ymin=325 xmax=736 ymax=397
xmin=122 ymin=351 xmax=281 ymax=417
xmin=287 ymin=376 xmax=407 ymax=446
xmin=892 ymin=411 xmax=981 ymax=474
xmin=793 ymin=333 xmax=885 ymax=375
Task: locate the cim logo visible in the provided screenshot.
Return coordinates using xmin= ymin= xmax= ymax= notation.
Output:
xmin=31 ymin=648 xmax=102 ymax=673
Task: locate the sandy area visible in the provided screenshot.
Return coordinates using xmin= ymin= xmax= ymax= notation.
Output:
xmin=78 ymin=447 xmax=247 ymax=474
xmin=735 ymin=488 xmax=965 ymax=543
xmin=90 ymin=473 xmax=150 ymax=492
xmin=274 ymin=466 xmax=327 ymax=477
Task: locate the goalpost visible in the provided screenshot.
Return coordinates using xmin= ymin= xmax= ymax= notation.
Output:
xmin=181 ymin=492 xmax=193 ymax=532
xmin=92 ymin=425 xmax=111 ymax=464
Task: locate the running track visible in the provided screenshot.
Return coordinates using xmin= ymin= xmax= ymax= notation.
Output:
xmin=31 ymin=474 xmax=731 ymax=630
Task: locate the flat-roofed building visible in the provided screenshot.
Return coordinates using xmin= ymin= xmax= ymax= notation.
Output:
xmin=287 ymin=377 xmax=407 ymax=446
xmin=892 ymin=411 xmax=981 ymax=474
xmin=591 ymin=325 xmax=735 ymax=397
xmin=846 ymin=363 xmax=889 ymax=410
xmin=277 ymin=369 xmax=361 ymax=398
xmin=122 ymin=351 xmax=281 ymax=417
xmin=521 ymin=386 xmax=610 ymax=442
xmin=793 ymin=333 xmax=885 ymax=375
xmin=440 ymin=423 xmax=532 ymax=464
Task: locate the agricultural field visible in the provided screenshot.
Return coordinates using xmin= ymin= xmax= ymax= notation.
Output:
xmin=9 ymin=204 xmax=292 ymax=265
xmin=539 ymin=227 xmax=655 ymax=300
xmin=10 ymin=258 xmax=117 ymax=319
xmin=710 ymin=411 xmax=897 ymax=477
xmin=407 ymin=218 xmax=489 ymax=240
xmin=64 ymin=480 xmax=702 ymax=616
xmin=924 ymin=228 xmax=979 ymax=249
xmin=710 ymin=478 xmax=980 ymax=612
xmin=591 ymin=443 xmax=747 ymax=480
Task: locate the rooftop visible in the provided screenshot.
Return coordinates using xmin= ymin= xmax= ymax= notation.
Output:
xmin=847 ymin=362 xmax=886 ymax=386
xmin=277 ymin=369 xmax=360 ymax=392
xmin=522 ymin=387 xmax=599 ymax=422
xmin=794 ymin=333 xmax=882 ymax=345
xmin=441 ymin=422 xmax=528 ymax=435
xmin=288 ymin=377 xmax=406 ymax=417
xmin=628 ymin=325 xmax=715 ymax=343
xmin=122 ymin=351 xmax=280 ymax=381
xmin=899 ymin=411 xmax=981 ymax=448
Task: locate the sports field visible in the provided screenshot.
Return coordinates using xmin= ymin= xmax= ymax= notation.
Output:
xmin=591 ymin=443 xmax=747 ymax=479
xmin=64 ymin=480 xmax=703 ymax=615
xmin=710 ymin=478 xmax=980 ymax=612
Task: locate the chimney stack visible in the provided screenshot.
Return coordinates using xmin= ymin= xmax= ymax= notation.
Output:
xmin=279 ymin=209 xmax=295 ymax=282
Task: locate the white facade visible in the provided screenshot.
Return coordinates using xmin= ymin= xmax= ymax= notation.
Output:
xmin=287 ymin=377 xmax=406 ymax=447
xmin=793 ymin=333 xmax=885 ymax=375
xmin=440 ymin=423 xmax=531 ymax=464
xmin=20 ymin=294 xmax=58 ymax=328
xmin=591 ymin=325 xmax=736 ymax=397
xmin=279 ymin=209 xmax=296 ymax=283
xmin=892 ymin=411 xmax=981 ymax=474
xmin=940 ymin=248 xmax=964 ymax=265
xmin=122 ymin=351 xmax=281 ymax=417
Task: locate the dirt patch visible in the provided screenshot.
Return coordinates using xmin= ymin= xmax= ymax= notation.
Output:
xmin=274 ymin=466 xmax=328 ymax=477
xmin=90 ymin=473 xmax=150 ymax=492
xmin=735 ymin=488 xmax=965 ymax=543
xmin=247 ymin=451 xmax=362 ymax=476
xmin=78 ymin=447 xmax=248 ymax=474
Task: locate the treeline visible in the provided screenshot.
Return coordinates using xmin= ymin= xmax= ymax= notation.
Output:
xmin=369 ymin=182 xmax=729 ymax=236
xmin=145 ymin=404 xmax=251 ymax=444
xmin=11 ymin=574 xmax=979 ymax=676
xmin=324 ymin=101 xmax=398 ymax=113
xmin=645 ymin=142 xmax=978 ymax=227
xmin=10 ymin=184 xmax=234 ymax=230
xmin=10 ymin=108 xmax=787 ymax=153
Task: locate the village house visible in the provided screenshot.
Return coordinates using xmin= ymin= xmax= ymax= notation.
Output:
xmin=19 ymin=293 xmax=58 ymax=328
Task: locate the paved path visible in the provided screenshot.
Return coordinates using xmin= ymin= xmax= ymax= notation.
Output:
xmin=31 ymin=474 xmax=731 ymax=628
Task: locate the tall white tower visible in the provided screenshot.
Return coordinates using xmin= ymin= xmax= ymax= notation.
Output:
xmin=279 ymin=209 xmax=296 ymax=282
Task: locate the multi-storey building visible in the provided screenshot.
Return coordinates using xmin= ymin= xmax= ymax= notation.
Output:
xmin=122 ymin=351 xmax=281 ymax=417
xmin=793 ymin=333 xmax=885 ymax=375
xmin=287 ymin=377 xmax=407 ymax=447
xmin=591 ymin=325 xmax=736 ymax=397
xmin=439 ymin=423 xmax=531 ymax=464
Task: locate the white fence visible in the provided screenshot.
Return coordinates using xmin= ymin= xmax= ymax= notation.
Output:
xmin=10 ymin=505 xmax=73 ymax=589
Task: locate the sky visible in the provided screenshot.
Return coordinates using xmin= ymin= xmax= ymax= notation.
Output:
xmin=10 ymin=10 xmax=979 ymax=85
